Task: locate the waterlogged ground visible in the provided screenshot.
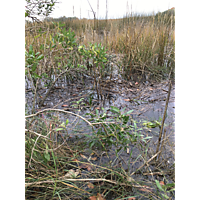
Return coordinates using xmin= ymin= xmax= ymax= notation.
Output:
xmin=25 ymin=72 xmax=175 ymax=199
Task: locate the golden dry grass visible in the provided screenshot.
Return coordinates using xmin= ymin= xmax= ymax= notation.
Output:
xmin=25 ymin=12 xmax=175 ymax=80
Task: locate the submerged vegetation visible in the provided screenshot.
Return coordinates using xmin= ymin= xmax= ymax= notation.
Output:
xmin=25 ymin=2 xmax=175 ymax=199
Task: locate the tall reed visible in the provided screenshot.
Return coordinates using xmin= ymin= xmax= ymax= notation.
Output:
xmin=26 ymin=10 xmax=175 ymax=81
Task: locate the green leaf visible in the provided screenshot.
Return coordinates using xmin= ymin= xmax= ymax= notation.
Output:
xmin=142 ymin=136 xmax=152 ymax=140
xmin=37 ymin=54 xmax=44 ymax=60
xmin=40 ymin=44 xmax=44 ymax=50
xmin=25 ymin=12 xmax=28 ymax=17
xmin=124 ymin=109 xmax=134 ymax=115
xmin=35 ymin=52 xmax=40 ymax=56
xmin=122 ymin=115 xmax=129 ymax=124
xmin=59 ymin=23 xmax=65 ymax=27
xmin=161 ymin=193 xmax=169 ymax=199
xmin=115 ymin=147 xmax=122 ymax=153
xmin=165 ymin=183 xmax=175 ymax=188
xmin=44 ymin=152 xmax=50 ymax=161
xmin=110 ymin=106 xmax=120 ymax=114
xmin=25 ymin=49 xmax=28 ymax=56
xmin=66 ymin=119 xmax=69 ymax=125
xmin=34 ymin=34 xmax=41 ymax=39
xmin=56 ymin=128 xmax=64 ymax=131
xmin=155 ymin=180 xmax=165 ymax=192
xmin=95 ymin=109 xmax=99 ymax=115
xmin=60 ymin=122 xmax=65 ymax=128
xmin=29 ymin=44 xmax=33 ymax=55
xmin=121 ymin=107 xmax=126 ymax=112
xmin=32 ymin=63 xmax=37 ymax=72
xmin=169 ymin=188 xmax=175 ymax=192
xmin=85 ymin=134 xmax=92 ymax=138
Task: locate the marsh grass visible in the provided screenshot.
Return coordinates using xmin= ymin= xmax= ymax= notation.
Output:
xmin=25 ymin=10 xmax=175 ymax=82
xmin=25 ymin=9 xmax=175 ymax=199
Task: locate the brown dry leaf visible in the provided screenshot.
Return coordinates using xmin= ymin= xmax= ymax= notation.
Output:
xmin=91 ymin=157 xmax=97 ymax=161
xmin=79 ymin=164 xmax=87 ymax=169
xmin=127 ymin=176 xmax=134 ymax=182
xmin=96 ymin=107 xmax=100 ymax=110
xmin=138 ymin=188 xmax=151 ymax=193
xmin=149 ymin=88 xmax=153 ymax=90
xmin=80 ymin=154 xmax=87 ymax=159
xmin=96 ymin=193 xmax=106 ymax=200
xmin=62 ymin=104 xmax=68 ymax=107
xmin=159 ymin=181 xmax=165 ymax=186
xmin=79 ymin=164 xmax=92 ymax=171
xmin=137 ymin=89 xmax=140 ymax=91
xmin=140 ymin=108 xmax=144 ymax=111
xmin=89 ymin=196 xmax=97 ymax=200
xmin=128 ymin=89 xmax=134 ymax=92
xmin=124 ymin=99 xmax=130 ymax=101
xmin=127 ymin=148 xmax=130 ymax=154
xmin=86 ymin=165 xmax=92 ymax=171
xmin=138 ymin=188 xmax=149 ymax=192
xmin=87 ymin=182 xmax=94 ymax=189
xmin=72 ymin=94 xmax=77 ymax=96
xmin=33 ymin=188 xmax=40 ymax=192
xmin=128 ymin=198 xmax=136 ymax=200
xmin=72 ymin=158 xmax=79 ymax=162
xmin=64 ymin=169 xmax=79 ymax=178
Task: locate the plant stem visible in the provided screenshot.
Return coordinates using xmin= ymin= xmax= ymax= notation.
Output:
xmin=156 ymin=80 xmax=172 ymax=157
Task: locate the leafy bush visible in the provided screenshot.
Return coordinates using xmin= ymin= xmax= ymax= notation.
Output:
xmin=86 ymin=106 xmax=152 ymax=153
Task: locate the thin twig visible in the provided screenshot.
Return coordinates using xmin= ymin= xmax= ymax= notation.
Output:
xmin=31 ymin=79 xmax=39 ymax=113
xmin=156 ymin=65 xmax=173 ymax=157
xmin=28 ymin=135 xmax=40 ymax=168
xmin=25 ymin=108 xmax=94 ymax=128
xmin=158 ymin=128 xmax=167 ymax=161
xmin=25 ymin=177 xmax=152 ymax=190
xmin=39 ymin=68 xmax=70 ymax=106
xmin=130 ymin=151 xmax=161 ymax=176
xmin=25 ymin=129 xmax=49 ymax=139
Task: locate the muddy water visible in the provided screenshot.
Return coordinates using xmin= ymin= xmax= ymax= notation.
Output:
xmin=25 ymin=73 xmax=175 ymax=144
